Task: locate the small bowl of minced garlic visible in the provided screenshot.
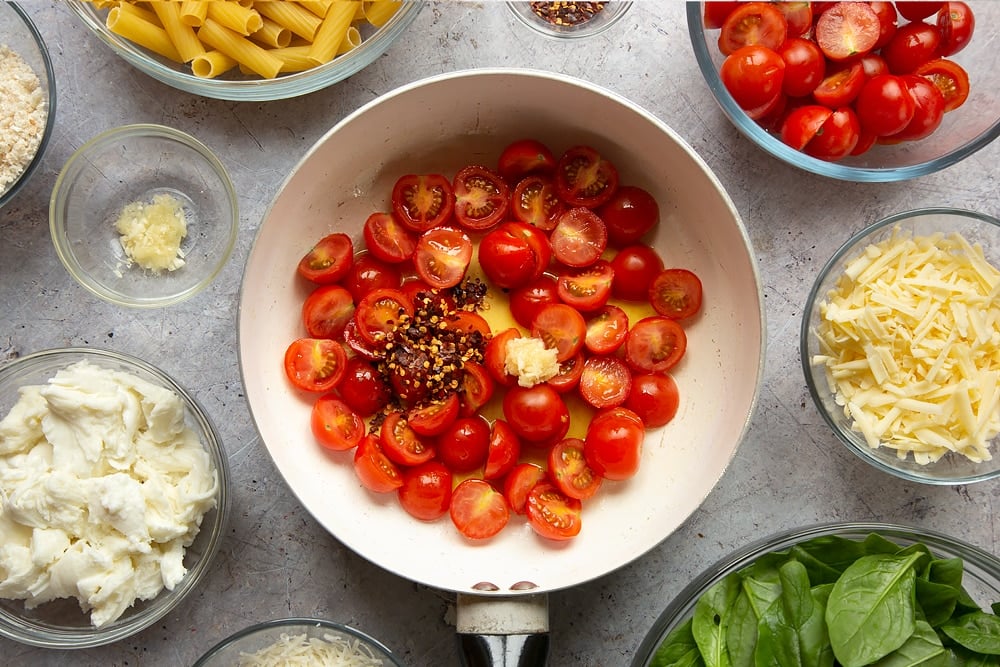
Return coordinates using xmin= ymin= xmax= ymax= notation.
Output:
xmin=49 ymin=124 xmax=238 ymax=308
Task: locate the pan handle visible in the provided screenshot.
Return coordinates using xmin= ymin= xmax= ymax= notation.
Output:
xmin=456 ymin=593 xmax=550 ymax=667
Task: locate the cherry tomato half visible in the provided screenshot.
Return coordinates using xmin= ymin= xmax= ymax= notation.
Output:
xmin=937 ymin=2 xmax=974 ymax=57
xmin=510 ymin=275 xmax=560 ymax=329
xmin=814 ymin=1 xmax=880 ymax=61
xmin=413 ymin=226 xmax=473 ymax=289
xmin=804 ymin=106 xmax=862 ymax=161
xmin=624 ymin=316 xmax=688 ymax=374
xmin=584 ymin=304 xmax=630 ymax=355
xmin=297 ymin=232 xmax=353 ymax=284
xmin=579 ymin=355 xmax=633 ymax=410
xmin=337 ymin=357 xmax=391 ymax=417
xmin=855 ymin=74 xmax=915 ymax=136
xmin=353 ymin=434 xmax=403 ymax=494
xmin=284 ymin=338 xmax=348 ymax=393
xmin=453 ymin=165 xmax=509 ymax=231
xmin=398 ymin=461 xmax=452 ymax=521
xmin=557 ymin=260 xmax=614 ymax=313
xmin=650 ymin=268 xmax=704 ymax=320
xmin=406 ymin=393 xmax=460 ymax=437
xmin=302 ymin=284 xmax=354 ymax=340
xmin=380 ymin=410 xmax=435 ymax=466
xmin=478 ymin=221 xmax=551 ymax=290
xmin=597 ymin=185 xmax=660 ymax=248
xmin=353 ymin=287 xmax=413 ymax=347
xmin=549 ymin=438 xmax=602 ymax=501
xmin=531 ymin=303 xmax=586 ymax=363
xmin=511 ymin=175 xmax=565 ymax=231
xmin=549 ymin=207 xmax=608 ymax=268
xmin=915 ymin=58 xmax=969 ymax=112
xmin=437 ymin=416 xmax=491 ymax=473
xmin=497 ymin=138 xmax=556 ymax=184
xmin=610 ymin=244 xmax=664 ymax=301
xmin=391 ymin=173 xmax=455 ymax=232
xmin=584 ymin=407 xmax=645 ymax=481
xmin=778 ymin=37 xmax=825 ymax=98
xmin=503 ymin=462 xmax=546 ymax=514
xmin=484 ymin=419 xmax=522 ymax=480
xmin=721 ymin=44 xmax=786 ymax=112
xmin=525 ymin=482 xmax=582 ymax=541
xmin=554 ymin=145 xmax=619 ymax=209
xmin=625 ymin=373 xmax=680 ymax=429
xmin=502 ymin=384 xmax=570 ymax=444
xmin=343 ymin=252 xmax=402 ymax=304
xmin=311 ymin=394 xmax=364 ymax=451
xmin=450 ymin=479 xmax=509 ymax=540
xmin=718 ymin=2 xmax=788 ymax=55
xmin=363 ymin=211 xmax=417 ymax=264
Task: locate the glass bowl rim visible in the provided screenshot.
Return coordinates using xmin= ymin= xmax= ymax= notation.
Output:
xmin=0 ymin=346 xmax=231 ymax=649
xmin=684 ymin=2 xmax=1000 ymax=183
xmin=48 ymin=123 xmax=239 ymax=309
xmin=799 ymin=207 xmax=1000 ymax=485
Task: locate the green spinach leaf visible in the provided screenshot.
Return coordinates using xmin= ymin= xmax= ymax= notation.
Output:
xmin=652 ymin=617 xmax=706 ymax=667
xmin=693 ymin=573 xmax=740 ymax=667
xmin=870 ymin=620 xmax=948 ymax=667
xmin=941 ymin=612 xmax=1000 ymax=655
xmin=756 ymin=560 xmax=831 ymax=667
xmin=949 ymin=645 xmax=1000 ymax=667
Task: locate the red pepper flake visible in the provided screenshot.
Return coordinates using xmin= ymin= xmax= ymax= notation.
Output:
xmin=529 ymin=1 xmax=607 ymax=27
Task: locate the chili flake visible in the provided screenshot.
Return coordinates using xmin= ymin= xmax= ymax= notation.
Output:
xmin=529 ymin=1 xmax=607 ymax=27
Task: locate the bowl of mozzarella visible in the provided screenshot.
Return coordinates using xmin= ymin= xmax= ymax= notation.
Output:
xmin=802 ymin=208 xmax=1000 ymax=484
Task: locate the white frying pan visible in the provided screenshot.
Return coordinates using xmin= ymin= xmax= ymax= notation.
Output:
xmin=237 ymin=69 xmax=765 ymax=665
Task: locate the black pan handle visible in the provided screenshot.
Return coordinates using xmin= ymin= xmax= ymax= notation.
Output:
xmin=456 ymin=593 xmax=550 ymax=667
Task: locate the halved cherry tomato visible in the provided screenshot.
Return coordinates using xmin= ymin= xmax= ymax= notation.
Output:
xmin=525 ymin=482 xmax=582 ymax=541
xmin=855 ymin=74 xmax=916 ymax=136
xmin=812 ymin=61 xmax=865 ymax=108
xmin=413 ymin=226 xmax=473 ymax=289
xmin=342 ymin=319 xmax=378 ymax=360
xmin=869 ymin=1 xmax=898 ymax=50
xmin=354 ymin=287 xmax=412 ymax=346
xmin=407 ymin=393 xmax=460 ymax=437
xmin=584 ymin=305 xmax=629 ymax=355
xmin=450 ymin=479 xmax=509 ymax=540
xmin=485 ymin=327 xmax=521 ymax=387
xmin=497 ymin=138 xmax=556 ymax=184
xmin=453 ymin=165 xmax=509 ymax=231
xmin=311 ymin=394 xmax=364 ymax=451
xmin=343 ymin=252 xmax=402 ymax=304
xmin=579 ymin=355 xmax=632 ymax=410
xmin=597 ymin=185 xmax=659 ymax=248
xmin=778 ymin=37 xmax=825 ymax=98
xmin=363 ymin=211 xmax=417 ymax=264
xmin=882 ymin=22 xmax=943 ymax=74
xmin=896 ymin=1 xmax=944 ymax=21
xmin=915 ymin=58 xmax=969 ymax=112
xmin=380 ymin=410 xmax=435 ymax=466
xmin=391 ymin=173 xmax=454 ymax=232
xmin=704 ymin=1 xmax=741 ymax=30
xmin=284 ymin=338 xmax=348 ymax=393
xmin=781 ymin=105 xmax=833 ymax=151
xmin=804 ymin=106 xmax=861 ymax=161
xmin=398 ymin=461 xmax=452 ymax=521
xmin=650 ymin=268 xmax=704 ymax=320
xmin=459 ymin=361 xmax=495 ymax=417
xmin=297 ymin=232 xmax=353 ymax=284
xmin=446 ymin=310 xmax=492 ymax=340
xmin=543 ymin=353 xmax=582 ymax=395
xmin=353 ymin=434 xmax=403 ymax=493
xmin=624 ymin=316 xmax=688 ymax=374
xmin=584 ymin=408 xmax=644 ymax=481
xmin=610 ymin=244 xmax=664 ymax=301
xmin=531 ymin=303 xmax=586 ymax=362
xmin=503 ymin=462 xmax=547 ymax=514
xmin=549 ymin=207 xmax=608 ymax=268
xmin=858 ymin=53 xmax=890 ymax=79
xmin=937 ymin=2 xmax=974 ymax=57
xmin=775 ymin=1 xmax=812 ymax=37
xmin=721 ymin=45 xmax=786 ymax=111
xmin=478 ymin=221 xmax=551 ymax=290
xmin=510 ymin=275 xmax=560 ymax=329
xmin=511 ymin=175 xmax=565 ymax=231
xmin=815 ymin=1 xmax=880 ymax=61
xmin=437 ymin=416 xmax=491 ymax=472
xmin=889 ymin=75 xmax=946 ymax=142
xmin=484 ymin=419 xmax=522 ymax=480
xmin=337 ymin=357 xmax=391 ymax=417
xmin=549 ymin=438 xmax=602 ymax=501
xmin=502 ymin=384 xmax=570 ymax=444
xmin=554 ymin=145 xmax=619 ymax=209
xmin=625 ymin=373 xmax=680 ymax=428
xmin=302 ymin=285 xmax=354 ymax=340
xmin=557 ymin=260 xmax=614 ymax=313
xmin=718 ymin=2 xmax=788 ymax=56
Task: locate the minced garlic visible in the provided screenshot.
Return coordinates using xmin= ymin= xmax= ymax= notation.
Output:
xmin=812 ymin=227 xmax=1000 ymax=464
xmin=505 ymin=336 xmax=560 ymax=387
xmin=115 ymin=192 xmax=188 ymax=272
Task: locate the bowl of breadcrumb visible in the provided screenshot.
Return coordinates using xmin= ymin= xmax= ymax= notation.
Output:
xmin=0 ymin=2 xmax=56 ymax=209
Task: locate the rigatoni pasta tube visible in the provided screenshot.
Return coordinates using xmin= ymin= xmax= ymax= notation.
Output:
xmin=107 ymin=6 xmax=183 ymax=63
xmin=151 ymin=1 xmax=204 ymax=62
xmin=363 ymin=0 xmax=401 ymax=28
xmin=250 ymin=18 xmax=291 ymax=49
xmin=308 ymin=2 xmax=356 ymax=66
xmin=206 ymin=1 xmax=263 ymax=36
xmin=179 ymin=0 xmax=208 ymax=28
xmin=254 ymin=1 xmax=322 ymax=41
xmin=299 ymin=1 xmax=335 ymax=18
xmin=191 ymin=50 xmax=238 ymax=78
xmin=197 ymin=18 xmax=282 ymax=79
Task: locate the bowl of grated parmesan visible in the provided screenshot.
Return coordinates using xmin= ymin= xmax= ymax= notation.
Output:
xmin=0 ymin=2 xmax=56 ymax=209
xmin=802 ymin=208 xmax=1000 ymax=485
xmin=49 ymin=124 xmax=238 ymax=308
xmin=193 ymin=617 xmax=403 ymax=667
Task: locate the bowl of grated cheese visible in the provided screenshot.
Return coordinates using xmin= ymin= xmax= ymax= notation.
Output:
xmin=49 ymin=123 xmax=238 ymax=308
xmin=802 ymin=207 xmax=1000 ymax=485
xmin=193 ymin=617 xmax=403 ymax=667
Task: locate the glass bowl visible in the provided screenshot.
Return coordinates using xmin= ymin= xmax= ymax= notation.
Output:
xmin=507 ymin=1 xmax=633 ymax=39
xmin=49 ymin=124 xmax=238 ymax=308
xmin=632 ymin=522 xmax=1000 ymax=666
xmin=0 ymin=1 xmax=56 ymax=208
xmin=193 ymin=618 xmax=403 ymax=666
xmin=801 ymin=208 xmax=1000 ymax=485
xmin=66 ymin=1 xmax=424 ymax=102
xmin=0 ymin=347 xmax=230 ymax=649
xmin=687 ymin=2 xmax=1000 ymax=182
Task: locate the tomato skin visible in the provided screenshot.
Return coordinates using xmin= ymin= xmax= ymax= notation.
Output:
xmin=337 ymin=356 xmax=391 ymax=417
xmin=584 ymin=304 xmax=629 ymax=355
xmin=311 ymin=394 xmax=365 ymax=451
xmin=391 ymin=173 xmax=454 ymax=232
xmin=510 ymin=175 xmax=566 ymax=231
xmin=353 ymin=434 xmax=403 ymax=494
xmin=625 ymin=373 xmax=680 ymax=429
xmin=413 ymin=226 xmax=473 ymax=289
xmin=437 ymin=416 xmax=491 ymax=473
xmin=525 ymin=482 xmax=582 ymax=541
xmin=531 ymin=303 xmax=586 ymax=363
xmin=855 ymin=74 xmax=916 ymax=136
xmin=812 ymin=61 xmax=865 ymax=108
xmin=650 ymin=268 xmax=704 ymax=320
xmin=718 ymin=2 xmax=788 ymax=55
xmin=548 ymin=438 xmax=602 ymax=501
xmin=450 ymin=479 xmax=510 ymax=540
xmin=453 ymin=165 xmax=509 ymax=231
xmin=937 ymin=2 xmax=974 ymax=57
xmin=459 ymin=361 xmax=495 ymax=417
xmin=398 ymin=461 xmax=453 ymax=521
xmin=804 ymin=106 xmax=861 ymax=161
xmin=343 ymin=253 xmax=402 ymax=304
xmin=509 ymin=275 xmax=560 ymax=330
xmin=478 ymin=221 xmax=551 ymax=291
xmin=502 ymin=384 xmax=570 ymax=444
xmin=380 ymin=410 xmax=435 ymax=466
xmin=554 ymin=146 xmax=619 ymax=209
xmin=778 ymin=37 xmax=826 ymax=98
xmin=497 ymin=139 xmax=556 ymax=184
xmin=775 ymin=1 xmax=812 ymax=37
xmin=483 ymin=419 xmax=522 ymax=480
xmin=814 ymin=1 xmax=880 ymax=61
xmin=915 ymin=58 xmax=969 ymax=112
xmin=584 ymin=408 xmax=644 ymax=481
xmin=781 ymin=105 xmax=833 ymax=150
xmin=557 ymin=260 xmax=614 ymax=313
xmin=549 ymin=207 xmax=608 ymax=268
xmin=895 ymin=1 xmax=944 ymax=21
xmin=363 ymin=211 xmax=417 ymax=264
xmin=297 ymin=232 xmax=353 ymax=285
xmin=869 ymin=1 xmax=898 ymax=50
xmin=579 ymin=355 xmax=633 ymax=410
xmin=407 ymin=393 xmax=460 ymax=437
xmin=624 ymin=316 xmax=688 ymax=374
xmin=704 ymin=1 xmax=740 ymax=29
xmin=485 ymin=327 xmax=521 ymax=387
xmin=610 ymin=244 xmax=664 ymax=301
xmin=882 ymin=22 xmax=942 ymax=74
xmin=284 ymin=338 xmax=348 ymax=393
xmin=721 ymin=45 xmax=786 ymax=111
xmin=597 ymin=185 xmax=660 ymax=249
xmin=302 ymin=285 xmax=354 ymax=340
xmin=503 ymin=462 xmax=546 ymax=514
xmin=888 ymin=75 xmax=946 ymax=142
xmin=546 ymin=352 xmax=585 ymax=394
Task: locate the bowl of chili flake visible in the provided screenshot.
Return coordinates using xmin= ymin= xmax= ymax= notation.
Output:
xmin=507 ymin=1 xmax=633 ymax=39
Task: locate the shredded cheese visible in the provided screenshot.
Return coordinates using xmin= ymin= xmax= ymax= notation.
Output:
xmin=115 ymin=192 xmax=188 ymax=272
xmin=238 ymin=631 xmax=385 ymax=666
xmin=812 ymin=227 xmax=1000 ymax=465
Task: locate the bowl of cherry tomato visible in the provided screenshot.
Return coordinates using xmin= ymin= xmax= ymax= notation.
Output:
xmin=689 ymin=1 xmax=1000 ymax=181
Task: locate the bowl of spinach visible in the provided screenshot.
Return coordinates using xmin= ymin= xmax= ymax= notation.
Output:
xmin=632 ymin=522 xmax=1000 ymax=667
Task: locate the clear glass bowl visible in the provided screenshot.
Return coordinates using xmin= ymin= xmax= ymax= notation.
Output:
xmin=193 ymin=618 xmax=403 ymax=666
xmin=507 ymin=1 xmax=633 ymax=39
xmin=686 ymin=2 xmax=1000 ymax=182
xmin=801 ymin=208 xmax=1000 ymax=485
xmin=49 ymin=124 xmax=238 ymax=308
xmin=0 ymin=347 xmax=231 ymax=649
xmin=66 ymin=1 xmax=424 ymax=102
xmin=632 ymin=522 xmax=1000 ymax=666
xmin=0 ymin=2 xmax=56 ymax=208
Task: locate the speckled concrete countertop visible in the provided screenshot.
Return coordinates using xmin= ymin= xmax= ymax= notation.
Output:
xmin=2 ymin=2 xmax=998 ymax=666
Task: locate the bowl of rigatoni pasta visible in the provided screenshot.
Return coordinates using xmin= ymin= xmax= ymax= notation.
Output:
xmin=66 ymin=0 xmax=423 ymax=101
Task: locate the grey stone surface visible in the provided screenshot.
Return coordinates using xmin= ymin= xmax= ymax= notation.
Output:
xmin=1 ymin=2 xmax=998 ymax=666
